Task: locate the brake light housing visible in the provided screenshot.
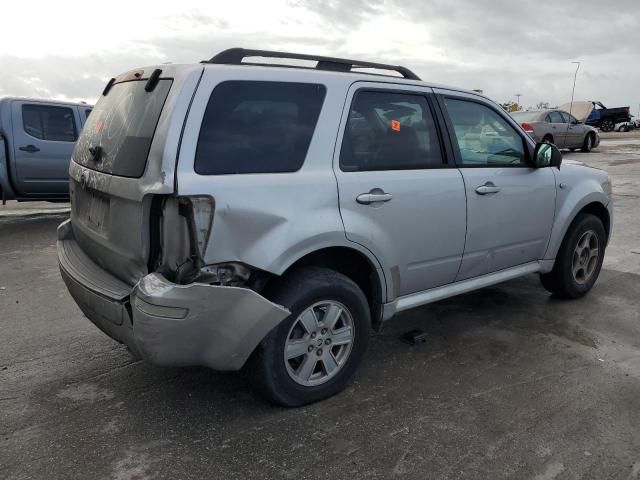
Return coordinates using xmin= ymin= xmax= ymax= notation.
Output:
xmin=521 ymin=122 xmax=535 ymax=135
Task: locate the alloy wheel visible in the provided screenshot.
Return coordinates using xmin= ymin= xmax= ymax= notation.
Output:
xmin=572 ymin=230 xmax=599 ymax=285
xmin=284 ymin=300 xmax=355 ymax=387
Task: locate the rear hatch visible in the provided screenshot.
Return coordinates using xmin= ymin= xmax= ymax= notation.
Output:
xmin=69 ymin=65 xmax=203 ymax=286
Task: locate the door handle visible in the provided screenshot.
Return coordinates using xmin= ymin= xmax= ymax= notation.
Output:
xmin=19 ymin=145 xmax=40 ymax=153
xmin=475 ymin=183 xmax=500 ymax=195
xmin=356 ymin=191 xmax=393 ymax=205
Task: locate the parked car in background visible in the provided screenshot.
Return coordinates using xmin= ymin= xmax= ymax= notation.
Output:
xmin=0 ymin=97 xmax=92 ymax=203
xmin=57 ymin=48 xmax=613 ymax=407
xmin=511 ymin=109 xmax=600 ymax=152
xmin=559 ymin=101 xmax=631 ymax=132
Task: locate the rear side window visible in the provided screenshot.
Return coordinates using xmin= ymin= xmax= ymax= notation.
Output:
xmin=195 ymin=81 xmax=326 ymax=175
xmin=22 ymin=105 xmax=77 ymax=142
xmin=73 ymin=79 xmax=172 ymax=178
xmin=339 ymin=91 xmax=444 ymax=171
xmin=548 ymin=111 xmax=564 ymax=123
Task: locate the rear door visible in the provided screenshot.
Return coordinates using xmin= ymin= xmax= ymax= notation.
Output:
xmin=547 ymin=111 xmax=566 ymax=147
xmin=67 ymin=65 xmax=201 ymax=285
xmin=11 ymin=101 xmax=79 ymax=194
xmin=438 ymin=93 xmax=556 ymax=280
xmin=334 ymin=83 xmax=467 ymax=297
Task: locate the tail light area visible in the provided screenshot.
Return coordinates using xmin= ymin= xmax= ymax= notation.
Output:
xmin=148 ymin=195 xmax=266 ymax=289
xmin=521 ymin=122 xmax=535 ymax=135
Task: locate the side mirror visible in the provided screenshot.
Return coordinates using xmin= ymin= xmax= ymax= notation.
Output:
xmin=534 ymin=142 xmax=562 ymax=168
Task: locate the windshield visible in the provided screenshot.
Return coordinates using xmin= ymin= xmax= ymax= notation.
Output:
xmin=510 ymin=111 xmax=541 ymax=122
xmin=72 ymin=79 xmax=172 ymax=177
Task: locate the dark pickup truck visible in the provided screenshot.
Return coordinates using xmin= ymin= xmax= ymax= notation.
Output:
xmin=561 ymin=101 xmax=631 ymax=132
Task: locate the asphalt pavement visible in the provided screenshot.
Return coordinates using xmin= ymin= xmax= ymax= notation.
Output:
xmin=1 ymin=133 xmax=640 ymax=479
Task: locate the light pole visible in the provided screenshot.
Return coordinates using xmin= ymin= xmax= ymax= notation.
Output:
xmin=515 ymin=93 xmax=522 ymax=109
xmin=568 ymin=61 xmax=580 ymax=120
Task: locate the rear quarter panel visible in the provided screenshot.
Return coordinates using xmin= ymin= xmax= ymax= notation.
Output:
xmin=175 ymin=67 xmax=387 ymax=296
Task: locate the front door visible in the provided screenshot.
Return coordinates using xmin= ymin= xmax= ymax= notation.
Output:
xmin=561 ymin=111 xmax=583 ymax=148
xmin=439 ymin=94 xmax=557 ymax=280
xmin=334 ymin=84 xmax=467 ymax=298
xmin=11 ymin=101 xmax=78 ymax=195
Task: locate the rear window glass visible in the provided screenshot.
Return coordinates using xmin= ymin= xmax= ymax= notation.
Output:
xmin=22 ymin=105 xmax=77 ymax=142
xmin=510 ymin=111 xmax=541 ymax=122
xmin=72 ymin=79 xmax=172 ymax=178
xmin=195 ymin=81 xmax=326 ymax=175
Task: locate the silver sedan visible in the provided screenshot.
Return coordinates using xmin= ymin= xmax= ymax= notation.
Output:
xmin=511 ymin=109 xmax=600 ymax=152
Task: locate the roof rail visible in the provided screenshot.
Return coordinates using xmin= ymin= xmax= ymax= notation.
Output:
xmin=204 ymin=48 xmax=421 ymax=81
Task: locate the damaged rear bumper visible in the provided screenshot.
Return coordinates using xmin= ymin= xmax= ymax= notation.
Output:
xmin=57 ymin=219 xmax=289 ymax=371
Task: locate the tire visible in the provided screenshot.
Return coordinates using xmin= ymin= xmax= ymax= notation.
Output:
xmin=540 ymin=213 xmax=606 ymax=299
xmin=542 ymin=135 xmax=554 ymax=144
xmin=581 ymin=133 xmax=594 ymax=152
xmin=246 ymin=267 xmax=371 ymax=407
xmin=601 ymin=118 xmax=615 ymax=132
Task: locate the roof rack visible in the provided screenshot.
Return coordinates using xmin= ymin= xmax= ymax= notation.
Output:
xmin=204 ymin=48 xmax=421 ymax=81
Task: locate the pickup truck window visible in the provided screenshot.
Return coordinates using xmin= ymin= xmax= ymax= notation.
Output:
xmin=444 ymin=98 xmax=526 ymax=167
xmin=22 ymin=105 xmax=77 ymax=142
xmin=195 ymin=81 xmax=326 ymax=175
xmin=340 ymin=91 xmax=443 ymax=171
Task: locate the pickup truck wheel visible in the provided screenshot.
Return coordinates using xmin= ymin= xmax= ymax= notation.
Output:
xmin=581 ymin=133 xmax=594 ymax=152
xmin=540 ymin=213 xmax=605 ymax=299
xmin=600 ymin=119 xmax=614 ymax=132
xmin=246 ymin=267 xmax=370 ymax=407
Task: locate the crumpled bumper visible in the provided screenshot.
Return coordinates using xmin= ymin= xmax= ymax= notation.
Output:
xmin=57 ymin=219 xmax=289 ymax=371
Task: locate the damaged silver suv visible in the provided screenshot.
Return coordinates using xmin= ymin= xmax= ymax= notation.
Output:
xmin=58 ymin=48 xmax=613 ymax=406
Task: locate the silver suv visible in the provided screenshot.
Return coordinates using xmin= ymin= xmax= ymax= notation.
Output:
xmin=57 ymin=49 xmax=613 ymax=406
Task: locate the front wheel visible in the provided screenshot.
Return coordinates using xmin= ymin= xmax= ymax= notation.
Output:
xmin=581 ymin=133 xmax=594 ymax=152
xmin=246 ymin=267 xmax=370 ymax=407
xmin=540 ymin=213 xmax=606 ymax=299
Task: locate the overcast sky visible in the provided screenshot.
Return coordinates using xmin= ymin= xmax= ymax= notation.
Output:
xmin=1 ymin=0 xmax=639 ymax=112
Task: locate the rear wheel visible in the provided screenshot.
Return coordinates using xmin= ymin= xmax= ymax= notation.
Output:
xmin=542 ymin=135 xmax=554 ymax=144
xmin=540 ymin=213 xmax=606 ymax=299
xmin=581 ymin=133 xmax=594 ymax=152
xmin=246 ymin=267 xmax=370 ymax=407
xmin=601 ymin=118 xmax=615 ymax=132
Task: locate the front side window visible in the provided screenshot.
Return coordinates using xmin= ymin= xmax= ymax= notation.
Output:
xmin=444 ymin=98 xmax=527 ymax=167
xmin=560 ymin=112 xmax=576 ymax=123
xmin=340 ymin=91 xmax=444 ymax=171
xmin=22 ymin=105 xmax=77 ymax=142
xmin=195 ymin=81 xmax=326 ymax=175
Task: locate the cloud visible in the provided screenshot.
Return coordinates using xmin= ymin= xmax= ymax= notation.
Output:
xmin=1 ymin=0 xmax=639 ymax=110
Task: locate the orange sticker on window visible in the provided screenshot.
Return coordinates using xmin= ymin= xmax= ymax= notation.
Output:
xmin=391 ymin=119 xmax=401 ymax=132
